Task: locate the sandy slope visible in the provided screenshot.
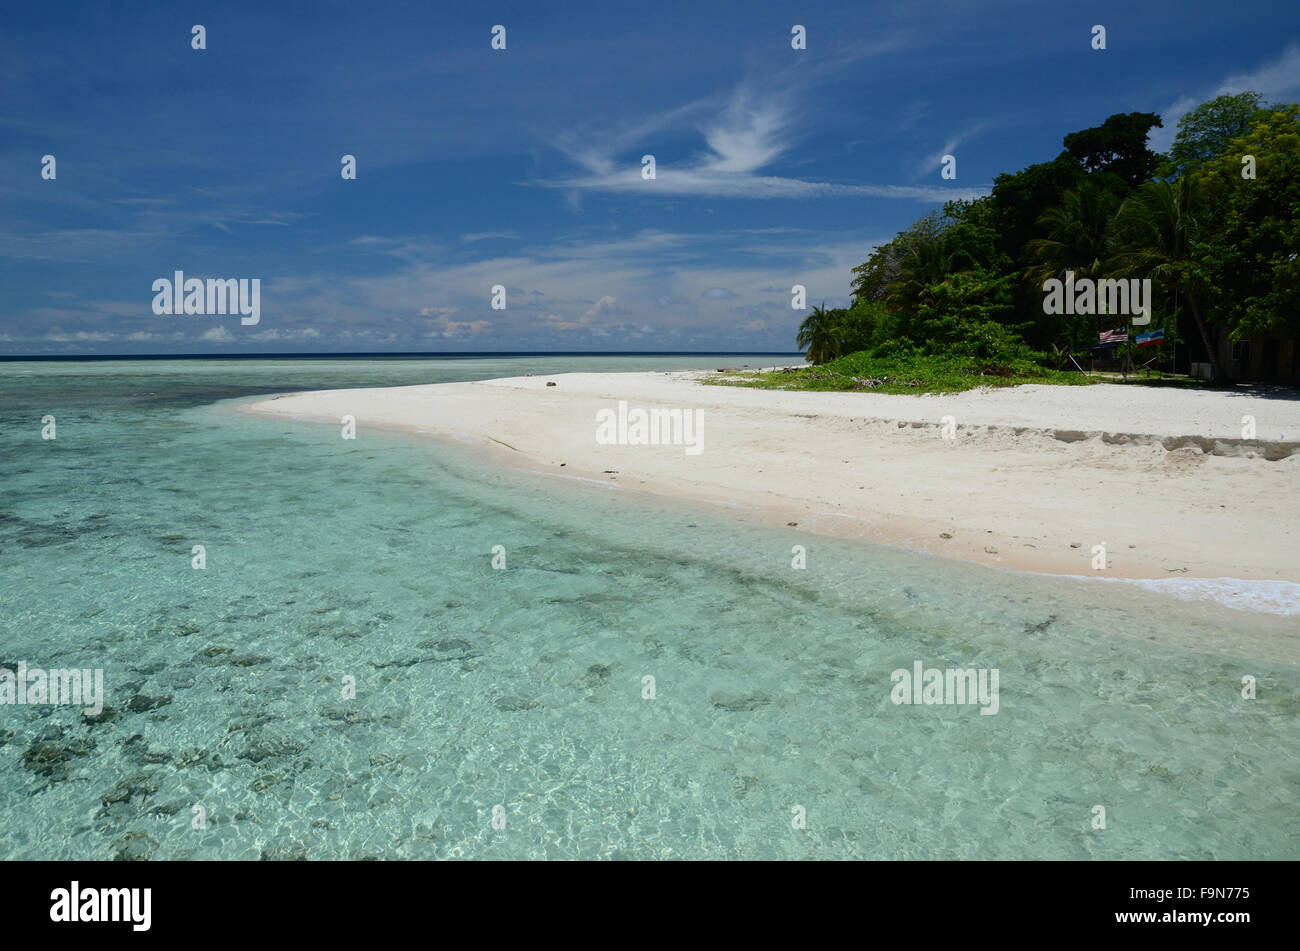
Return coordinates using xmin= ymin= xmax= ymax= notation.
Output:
xmin=241 ymin=372 xmax=1300 ymax=583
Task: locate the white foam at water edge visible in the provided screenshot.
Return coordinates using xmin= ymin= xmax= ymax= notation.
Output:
xmin=1067 ymin=575 xmax=1300 ymax=616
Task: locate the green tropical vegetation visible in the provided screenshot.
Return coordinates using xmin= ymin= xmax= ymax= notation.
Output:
xmin=707 ymin=349 xmax=1086 ymax=395
xmin=757 ymin=92 xmax=1300 ymax=392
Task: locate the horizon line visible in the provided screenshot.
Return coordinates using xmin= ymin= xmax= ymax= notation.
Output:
xmin=0 ymin=350 xmax=806 ymax=362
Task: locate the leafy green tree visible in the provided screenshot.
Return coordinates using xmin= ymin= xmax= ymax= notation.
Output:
xmin=989 ymin=155 xmax=1085 ymax=262
xmin=840 ymin=102 xmax=1297 ymax=379
xmin=939 ymin=197 xmax=1008 ymax=271
xmin=988 ymin=155 xmax=1086 ymax=348
xmin=837 ymin=298 xmax=896 ymax=354
xmin=909 ymin=270 xmax=1020 ymax=355
xmin=1164 ymin=92 xmax=1267 ymax=177
xmin=850 ymin=211 xmax=948 ymax=303
xmin=849 ymin=239 xmax=904 ymax=304
xmin=1196 ymin=103 xmax=1300 ymax=341
xmin=988 ymin=113 xmax=1159 ymax=350
xmin=1062 ymin=112 xmax=1164 ymax=189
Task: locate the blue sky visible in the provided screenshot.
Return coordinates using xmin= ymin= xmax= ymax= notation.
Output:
xmin=2 ymin=0 xmax=1299 ymax=355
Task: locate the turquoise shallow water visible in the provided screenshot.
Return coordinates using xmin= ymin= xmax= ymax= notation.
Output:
xmin=1 ymin=357 xmax=1297 ymax=860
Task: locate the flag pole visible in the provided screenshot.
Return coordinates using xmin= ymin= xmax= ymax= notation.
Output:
xmin=1127 ymin=318 xmax=1134 ymax=378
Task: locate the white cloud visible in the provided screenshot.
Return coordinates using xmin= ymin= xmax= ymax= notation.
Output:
xmin=911 ymin=123 xmax=987 ymax=181
xmin=426 ymin=313 xmax=492 ymax=337
xmin=544 ymin=85 xmax=989 ymax=202
xmin=167 ymin=225 xmax=892 ymax=351
xmin=248 ymin=328 xmax=321 ymax=341
xmin=1150 ymin=44 xmax=1300 ymax=153
xmin=459 ymin=231 xmax=520 ymax=243
xmin=543 ymin=294 xmax=617 ymax=331
xmin=699 ymin=90 xmax=793 ymax=173
xmin=125 ymin=331 xmax=186 ymax=341
xmin=200 ymin=326 xmax=234 ymax=342
xmin=45 ymin=331 xmax=115 ymax=342
xmin=549 ymin=168 xmax=988 ymax=202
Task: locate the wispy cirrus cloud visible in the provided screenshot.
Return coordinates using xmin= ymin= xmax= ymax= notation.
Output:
xmin=910 ymin=123 xmax=989 ymax=182
xmin=541 ymin=85 xmax=990 ymax=202
xmin=459 ymin=231 xmax=520 ymax=243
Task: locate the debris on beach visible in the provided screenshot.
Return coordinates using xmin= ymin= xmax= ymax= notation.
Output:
xmin=849 ymin=375 xmax=920 ymax=389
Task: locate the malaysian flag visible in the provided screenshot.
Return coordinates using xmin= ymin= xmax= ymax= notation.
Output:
xmin=1099 ymin=328 xmax=1128 ymax=345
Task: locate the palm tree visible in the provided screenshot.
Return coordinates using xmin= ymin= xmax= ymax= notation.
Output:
xmin=797 ymin=304 xmax=843 ymax=365
xmin=1025 ymin=180 xmax=1119 ymax=286
xmin=1109 ymin=176 xmax=1223 ymax=381
xmin=1026 ymin=181 xmax=1121 ymax=354
xmin=886 ymin=233 xmax=963 ymax=314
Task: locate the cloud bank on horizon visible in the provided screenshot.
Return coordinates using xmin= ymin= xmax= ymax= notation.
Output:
xmin=2 ymin=0 xmax=1298 ymax=354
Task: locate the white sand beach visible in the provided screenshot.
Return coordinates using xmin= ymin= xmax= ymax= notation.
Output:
xmin=242 ymin=371 xmax=1300 ymax=587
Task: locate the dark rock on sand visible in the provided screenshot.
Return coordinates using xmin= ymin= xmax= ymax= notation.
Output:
xmin=320 ymin=705 xmax=375 ymax=726
xmin=173 ymin=748 xmax=227 ymax=771
xmin=23 ymin=728 xmax=94 ymax=775
xmin=229 ymin=655 xmax=270 ymax=667
xmin=101 ymin=771 xmax=162 ymax=807
xmin=710 ymin=691 xmax=773 ymax=712
xmin=1023 ymin=615 xmax=1059 ymax=635
xmin=732 ymin=775 xmax=761 ymax=799
xmin=494 ymin=695 xmax=539 ymax=711
xmin=83 ymin=705 xmax=118 ymax=725
xmin=417 ymin=637 xmax=479 ymax=661
xmin=372 ymin=656 xmax=423 ymax=669
xmin=250 ymin=773 xmax=282 ymax=793
xmin=418 ymin=636 xmax=469 ymax=651
xmin=572 ymin=664 xmax=614 ymax=689
xmin=260 ymin=841 xmax=309 ymax=861
xmin=226 ymin=714 xmax=278 ymax=733
xmin=18 ymin=530 xmax=80 ymax=548
xmin=112 ymin=831 xmax=158 ymax=861
xmin=126 ymin=693 xmax=173 ymax=713
xmin=240 ymin=733 xmax=307 ymax=763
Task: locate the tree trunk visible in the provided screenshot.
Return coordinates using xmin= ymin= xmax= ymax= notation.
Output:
xmin=1185 ymin=292 xmax=1224 ymax=383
